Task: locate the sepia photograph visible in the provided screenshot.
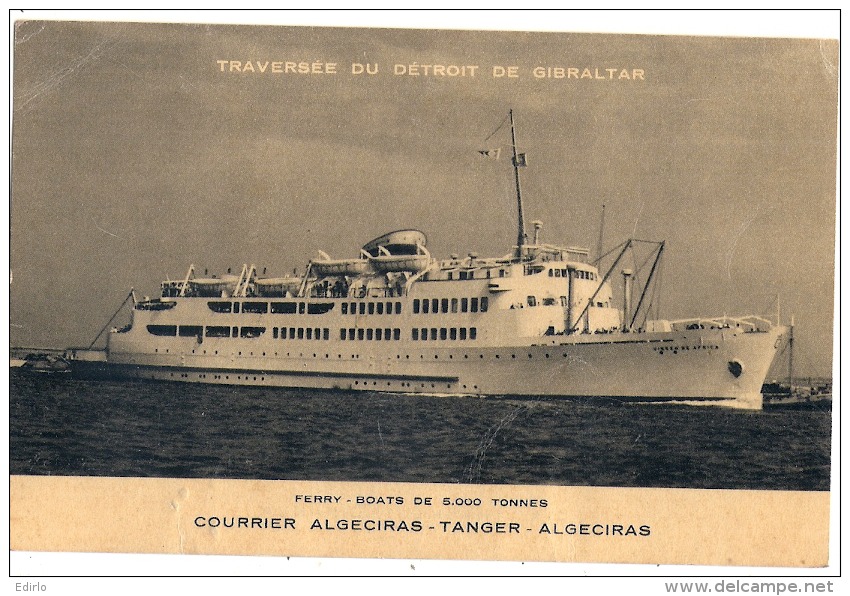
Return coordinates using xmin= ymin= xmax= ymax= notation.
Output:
xmin=8 ymin=10 xmax=838 ymax=578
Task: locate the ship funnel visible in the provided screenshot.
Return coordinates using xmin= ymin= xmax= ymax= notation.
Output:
xmin=532 ymin=220 xmax=543 ymax=245
xmin=622 ymin=268 xmax=633 ymax=331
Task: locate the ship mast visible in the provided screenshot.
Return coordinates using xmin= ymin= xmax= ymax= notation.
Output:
xmin=509 ymin=109 xmax=527 ymax=259
xmin=596 ymin=204 xmax=606 ymax=261
xmin=788 ymin=314 xmax=795 ymax=388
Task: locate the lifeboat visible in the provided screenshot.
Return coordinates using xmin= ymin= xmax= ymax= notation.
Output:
xmin=189 ymin=274 xmax=239 ymax=297
xmin=311 ymin=250 xmax=371 ymax=277
xmin=253 ymin=276 xmax=302 ymax=297
xmin=370 ymin=246 xmax=430 ymax=273
xmin=362 ymin=230 xmax=431 ymax=273
xmin=362 ymin=229 xmax=427 ymax=257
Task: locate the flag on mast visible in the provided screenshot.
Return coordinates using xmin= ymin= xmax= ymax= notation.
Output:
xmin=513 ymin=152 xmax=528 ymax=167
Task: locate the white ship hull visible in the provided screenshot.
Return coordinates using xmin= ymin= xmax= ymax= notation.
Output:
xmin=64 ymin=113 xmax=791 ymax=411
xmin=72 ymin=302 xmax=785 ymax=409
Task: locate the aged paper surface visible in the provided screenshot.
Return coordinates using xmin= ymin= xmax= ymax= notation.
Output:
xmin=11 ymin=476 xmax=830 ymax=566
xmin=8 ymin=10 xmax=838 ymax=580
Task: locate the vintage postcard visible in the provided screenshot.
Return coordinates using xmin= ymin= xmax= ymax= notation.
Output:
xmin=8 ymin=12 xmax=838 ymax=578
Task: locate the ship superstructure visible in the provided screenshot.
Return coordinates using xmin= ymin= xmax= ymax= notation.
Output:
xmin=69 ymin=111 xmax=786 ymax=409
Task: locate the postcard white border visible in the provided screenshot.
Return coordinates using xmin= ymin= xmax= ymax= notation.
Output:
xmin=4 ymin=8 xmax=841 ymax=587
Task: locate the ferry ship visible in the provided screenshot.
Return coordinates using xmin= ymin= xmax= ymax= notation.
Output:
xmin=69 ymin=111 xmax=786 ymax=409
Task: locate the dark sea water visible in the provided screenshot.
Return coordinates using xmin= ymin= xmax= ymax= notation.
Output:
xmin=9 ymin=369 xmax=832 ymax=490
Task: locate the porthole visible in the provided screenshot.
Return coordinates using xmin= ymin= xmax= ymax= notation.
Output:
xmin=728 ymin=360 xmax=744 ymax=378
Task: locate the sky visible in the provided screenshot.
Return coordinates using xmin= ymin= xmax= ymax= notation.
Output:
xmin=10 ymin=14 xmax=838 ymax=377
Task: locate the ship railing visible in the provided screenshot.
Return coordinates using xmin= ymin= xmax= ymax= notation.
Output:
xmin=514 ymin=243 xmax=590 ymax=263
xmin=668 ymin=314 xmax=775 ymax=332
xmin=160 ymin=280 xmax=188 ymax=298
xmin=437 ymin=256 xmax=504 ymax=268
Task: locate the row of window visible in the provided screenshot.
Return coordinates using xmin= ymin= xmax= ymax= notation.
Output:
xmin=145 ymin=324 xmax=479 ymax=342
xmin=208 ymin=301 xmax=335 ymax=315
xmin=412 ymin=297 xmax=488 ymax=314
xmin=275 ymin=327 xmax=330 ymax=340
xmin=148 ymin=325 xmax=399 ymax=342
xmin=339 ymin=328 xmax=402 ymax=341
xmin=547 ymin=268 xmax=595 ymax=280
xmin=198 ymin=326 xmax=336 ymax=341
xmin=147 ymin=325 xmax=268 ymax=338
xmin=204 ymin=298 xmax=494 ymax=316
xmin=412 ymin=327 xmax=478 ymax=341
xmin=340 ymin=301 xmax=403 ymax=316
xmin=148 ymin=324 xmax=193 ymax=337
xmin=445 ymin=269 xmax=506 ymax=280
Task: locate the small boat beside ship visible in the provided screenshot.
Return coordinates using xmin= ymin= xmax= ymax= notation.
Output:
xmin=763 ymin=382 xmax=832 ymax=409
xmin=761 ymin=319 xmax=832 ymax=409
xmin=10 ymin=351 xmax=70 ymax=373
